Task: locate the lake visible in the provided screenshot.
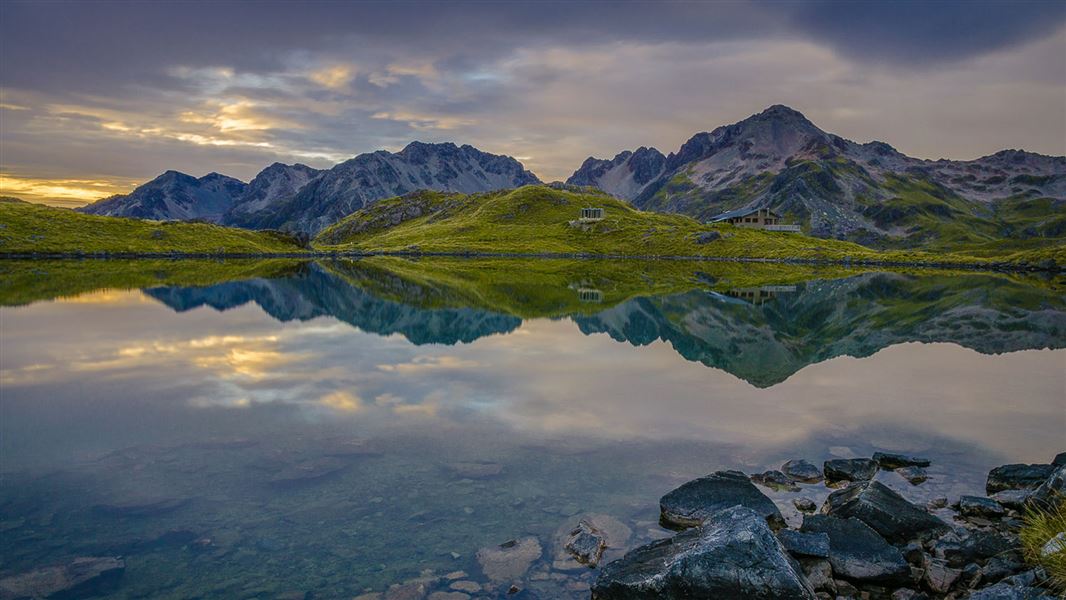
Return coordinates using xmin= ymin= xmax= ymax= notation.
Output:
xmin=1 ymin=258 xmax=1064 ymax=599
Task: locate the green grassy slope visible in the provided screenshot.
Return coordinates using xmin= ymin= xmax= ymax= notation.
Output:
xmin=314 ymin=185 xmax=1028 ymax=266
xmin=0 ymin=198 xmax=305 ymax=255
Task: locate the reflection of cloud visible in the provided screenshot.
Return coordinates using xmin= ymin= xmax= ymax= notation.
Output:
xmin=319 ymin=390 xmax=362 ymax=412
xmin=377 ymin=355 xmax=480 ymax=373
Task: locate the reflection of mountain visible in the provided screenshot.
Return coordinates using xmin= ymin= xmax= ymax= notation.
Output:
xmin=144 ymin=263 xmax=521 ymax=345
xmin=144 ymin=262 xmax=1065 ymax=387
xmin=574 ymin=273 xmax=1066 ymax=387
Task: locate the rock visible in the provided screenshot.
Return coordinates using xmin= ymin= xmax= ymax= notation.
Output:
xmin=1041 ymin=531 xmax=1066 ymax=557
xmin=1053 ymin=452 xmax=1066 ymax=466
xmin=794 ymin=497 xmax=818 ymax=513
xmin=958 ymin=495 xmax=1006 ymax=518
xmin=778 ymin=530 xmax=830 ymax=559
xmin=981 ymin=556 xmax=1022 ymax=583
xmin=968 ymin=583 xmax=1057 ymax=599
xmin=900 ymin=542 xmax=924 ymax=566
xmin=896 ymin=466 xmax=928 ymax=485
xmin=0 ymin=557 xmax=125 ymax=599
xmin=992 ymin=489 xmax=1033 ymax=510
xmin=564 ymin=520 xmax=607 ymax=567
xmin=1028 ymin=464 xmax=1065 ymax=510
xmin=659 ymin=470 xmax=783 ymax=529
xmin=445 ymin=462 xmax=503 ymax=479
xmin=384 ymin=581 xmax=428 ymax=600
xmin=800 ymin=515 xmax=910 ymax=586
xmin=268 ymin=457 xmax=349 ymax=487
xmin=823 ymin=458 xmax=878 ymax=483
xmin=694 ymin=231 xmax=721 ymax=244
xmin=802 ymin=559 xmax=834 ymax=593
xmin=449 ymin=581 xmax=480 ymax=593
xmin=892 ymin=589 xmax=930 ymax=600
xmin=782 ymin=459 xmax=824 ymax=484
xmin=922 ymin=557 xmax=961 ymax=594
xmin=986 ymin=463 xmax=1056 ymax=493
xmin=958 ymin=562 xmax=981 ymax=588
xmin=927 ymin=497 xmax=948 ymax=510
xmin=970 ymin=529 xmax=1019 ymax=559
xmin=92 ymin=497 xmax=190 ymax=517
xmin=427 ymin=593 xmax=467 ymax=600
xmin=823 ymin=481 xmax=950 ymax=544
xmin=873 ymin=452 xmax=931 ymax=469
xmin=591 ymin=506 xmax=816 ymax=599
xmin=752 ymin=470 xmax=798 ymax=491
xmin=476 ymin=537 xmax=541 ymax=584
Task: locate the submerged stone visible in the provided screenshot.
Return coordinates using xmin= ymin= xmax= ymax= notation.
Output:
xmin=552 ymin=513 xmax=631 ymax=570
xmin=895 ymin=466 xmax=928 ymax=485
xmin=659 ymin=470 xmax=783 ymax=529
xmin=564 ymin=520 xmax=607 ymax=567
xmin=793 ymin=497 xmax=817 ymax=513
xmin=824 ymin=481 xmax=949 ymax=544
xmin=872 ymin=452 xmax=931 ymax=469
xmin=781 ymin=459 xmax=824 ymax=484
xmin=476 ymin=537 xmax=541 ymax=584
xmin=800 ymin=515 xmax=910 ymax=586
xmin=986 ymin=463 xmax=1056 ymax=493
xmin=823 ymin=458 xmax=878 ymax=483
xmin=0 ymin=556 xmax=125 ymax=600
xmin=751 ymin=470 xmax=798 ymax=491
xmin=592 ymin=506 xmax=816 ymax=600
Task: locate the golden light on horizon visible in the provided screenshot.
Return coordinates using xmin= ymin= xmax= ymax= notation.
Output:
xmin=0 ymin=173 xmax=135 ymax=207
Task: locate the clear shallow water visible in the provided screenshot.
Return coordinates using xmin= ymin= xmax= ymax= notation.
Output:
xmin=1 ymin=259 xmax=1064 ymax=599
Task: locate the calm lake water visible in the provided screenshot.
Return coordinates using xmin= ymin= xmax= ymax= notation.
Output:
xmin=1 ymin=258 xmax=1064 ymax=599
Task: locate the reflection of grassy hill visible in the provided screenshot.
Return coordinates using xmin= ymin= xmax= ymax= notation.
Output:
xmin=0 ymin=259 xmax=306 ymax=306
xmin=0 ymin=198 xmax=305 ymax=255
xmin=315 ymin=186 xmax=1061 ymax=267
xmin=324 ymin=256 xmax=864 ymax=318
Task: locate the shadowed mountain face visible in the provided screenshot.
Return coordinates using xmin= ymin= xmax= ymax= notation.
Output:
xmin=568 ymin=105 xmax=1066 ymax=249
xmin=141 ymin=261 xmax=1065 ymax=387
xmin=78 ymin=171 xmax=247 ymax=223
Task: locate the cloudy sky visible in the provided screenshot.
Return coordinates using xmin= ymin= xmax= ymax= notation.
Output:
xmin=1 ymin=0 xmax=1064 ymax=206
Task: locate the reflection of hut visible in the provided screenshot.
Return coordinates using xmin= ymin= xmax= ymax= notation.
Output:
xmin=579 ymin=207 xmax=604 ymax=222
xmin=725 ymin=285 xmax=797 ymax=305
xmin=709 ymin=208 xmax=800 ymax=232
xmin=577 ymin=288 xmax=604 ymax=303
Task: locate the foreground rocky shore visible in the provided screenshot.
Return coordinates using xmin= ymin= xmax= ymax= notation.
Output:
xmin=1 ymin=452 xmax=1062 ymax=600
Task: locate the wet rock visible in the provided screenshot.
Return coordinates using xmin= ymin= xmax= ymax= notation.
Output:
xmin=592 ymin=506 xmax=816 ymax=599
xmin=970 ymin=529 xmax=1019 ymax=559
xmin=823 ymin=458 xmax=878 ymax=484
xmin=552 ymin=513 xmax=631 ymax=570
xmin=986 ymin=463 xmax=1056 ymax=493
xmin=992 ymin=489 xmax=1033 ymax=510
xmin=782 ymin=459 xmax=824 ymax=484
xmin=800 ymin=515 xmax=910 ymax=586
xmin=564 ymin=520 xmax=607 ymax=567
xmin=268 ymin=457 xmax=349 ymax=487
xmin=802 ymin=559 xmax=834 ymax=593
xmin=448 ymin=581 xmax=480 ymax=593
xmin=896 ymin=466 xmax=928 ymax=485
xmin=778 ymin=530 xmax=830 ymax=559
xmin=793 ymin=497 xmax=817 ymax=513
xmin=958 ymin=495 xmax=1006 ymax=518
xmin=1028 ymin=464 xmax=1065 ymax=510
xmin=0 ymin=556 xmax=125 ymax=600
xmin=751 ymin=469 xmax=797 ymax=491
xmin=900 ymin=541 xmax=924 ymax=566
xmin=823 ymin=481 xmax=950 ymax=544
xmin=92 ymin=497 xmax=190 ymax=517
xmin=384 ymin=581 xmax=428 ymax=600
xmin=968 ymin=582 xmax=1057 ymax=599
xmin=873 ymin=452 xmax=931 ymax=469
xmin=476 ymin=537 xmax=541 ymax=584
xmin=659 ymin=470 xmax=783 ymax=529
xmin=445 ymin=462 xmax=503 ymax=479
xmin=427 ymin=593 xmax=467 ymax=600
xmin=922 ymin=557 xmax=961 ymax=594
xmin=1053 ymin=452 xmax=1066 ymax=466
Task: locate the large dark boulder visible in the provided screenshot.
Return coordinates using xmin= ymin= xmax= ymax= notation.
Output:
xmin=824 ymin=458 xmax=878 ymax=483
xmin=986 ymin=463 xmax=1056 ymax=493
xmin=823 ymin=481 xmax=950 ymax=544
xmin=592 ymin=506 xmax=816 ymax=600
xmin=0 ymin=557 xmax=125 ymax=599
xmin=1028 ymin=464 xmax=1065 ymax=510
xmin=800 ymin=515 xmax=910 ymax=586
xmin=781 ymin=459 xmax=823 ymax=483
xmin=659 ymin=470 xmax=783 ymax=529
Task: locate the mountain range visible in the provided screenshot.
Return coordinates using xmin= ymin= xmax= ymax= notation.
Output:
xmin=77 ymin=105 xmax=1065 ymax=250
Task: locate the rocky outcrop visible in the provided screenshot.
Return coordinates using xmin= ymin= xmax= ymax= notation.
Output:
xmin=987 ymin=463 xmax=1057 ymax=493
xmin=566 ymin=147 xmax=666 ymax=201
xmin=591 ymin=506 xmax=816 ymax=600
xmin=224 ymin=162 xmax=320 ymax=228
xmin=0 ymin=557 xmax=125 ymax=600
xmin=800 ymin=515 xmax=910 ymax=586
xmin=824 ymin=458 xmax=878 ymax=484
xmin=659 ymin=470 xmax=783 ymax=529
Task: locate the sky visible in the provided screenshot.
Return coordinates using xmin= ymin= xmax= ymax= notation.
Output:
xmin=1 ymin=0 xmax=1065 ymax=206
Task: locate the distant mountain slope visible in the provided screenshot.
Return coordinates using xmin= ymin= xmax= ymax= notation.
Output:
xmin=570 ymin=105 xmax=1066 ymax=251
xmin=224 ymin=162 xmax=321 ymax=228
xmin=566 ymin=147 xmax=666 ymax=200
xmin=236 ymin=142 xmax=541 ymax=234
xmin=78 ymin=171 xmax=247 ymax=223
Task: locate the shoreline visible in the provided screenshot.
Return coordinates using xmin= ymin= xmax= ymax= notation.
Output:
xmin=0 ymin=250 xmax=1061 ymax=274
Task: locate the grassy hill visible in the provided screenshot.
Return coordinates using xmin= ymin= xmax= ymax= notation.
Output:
xmin=313 ymin=185 xmax=1063 ymax=268
xmin=0 ymin=198 xmax=305 ymax=255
